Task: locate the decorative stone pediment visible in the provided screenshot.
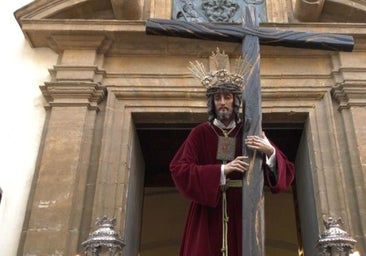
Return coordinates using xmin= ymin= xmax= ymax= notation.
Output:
xmin=320 ymin=0 xmax=366 ymax=23
xmin=294 ymin=0 xmax=366 ymax=22
xmin=14 ymin=0 xmax=366 ymax=23
xmin=14 ymin=0 xmax=142 ymax=20
xmin=14 ymin=0 xmax=366 ymax=55
xmin=14 ymin=0 xmax=147 ymax=54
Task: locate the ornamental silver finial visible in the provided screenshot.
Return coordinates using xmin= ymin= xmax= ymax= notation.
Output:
xmin=82 ymin=216 xmax=125 ymax=256
xmin=317 ymin=215 xmax=356 ymax=256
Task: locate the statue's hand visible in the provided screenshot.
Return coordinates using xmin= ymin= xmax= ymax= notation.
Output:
xmin=244 ymin=131 xmax=274 ymax=158
xmin=223 ymin=156 xmax=249 ymax=175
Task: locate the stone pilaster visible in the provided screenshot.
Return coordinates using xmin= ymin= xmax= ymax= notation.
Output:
xmin=19 ymin=35 xmax=108 ymax=255
xmin=266 ymin=0 xmax=289 ymax=23
xmin=330 ymin=51 xmax=366 ymax=249
xmin=150 ymin=0 xmax=172 ymax=19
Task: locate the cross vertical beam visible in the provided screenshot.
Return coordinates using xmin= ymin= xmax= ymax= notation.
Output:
xmin=241 ymin=6 xmax=264 ymax=256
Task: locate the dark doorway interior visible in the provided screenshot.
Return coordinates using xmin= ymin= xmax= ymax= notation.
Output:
xmin=137 ymin=122 xmax=303 ymax=255
xmin=137 ymin=123 xmax=302 ymax=186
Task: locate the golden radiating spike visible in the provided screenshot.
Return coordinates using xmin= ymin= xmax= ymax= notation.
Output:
xmin=188 ymin=48 xmax=251 ymax=91
xmin=188 ymin=60 xmax=207 ymax=80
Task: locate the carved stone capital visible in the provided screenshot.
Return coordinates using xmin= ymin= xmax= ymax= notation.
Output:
xmin=48 ymin=34 xmax=112 ymax=54
xmin=40 ymin=81 xmax=107 ymax=110
xmin=331 ymin=82 xmax=366 ymax=110
xmin=50 ymin=65 xmax=106 ymax=83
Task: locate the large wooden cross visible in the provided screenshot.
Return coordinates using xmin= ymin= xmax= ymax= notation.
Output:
xmin=145 ymin=6 xmax=353 ymax=256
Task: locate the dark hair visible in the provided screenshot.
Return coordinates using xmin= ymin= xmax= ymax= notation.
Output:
xmin=207 ymin=90 xmax=242 ymax=123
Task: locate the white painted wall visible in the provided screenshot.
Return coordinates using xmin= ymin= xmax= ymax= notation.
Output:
xmin=0 ymin=1 xmax=57 ymax=255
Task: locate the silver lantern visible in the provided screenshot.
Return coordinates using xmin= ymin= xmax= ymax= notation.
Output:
xmin=82 ymin=216 xmax=125 ymax=256
xmin=318 ymin=216 xmax=356 ymax=256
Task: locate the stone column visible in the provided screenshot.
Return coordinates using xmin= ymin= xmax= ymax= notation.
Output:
xmin=18 ymin=35 xmax=109 ymax=255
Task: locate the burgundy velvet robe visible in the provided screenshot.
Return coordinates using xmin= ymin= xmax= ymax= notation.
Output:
xmin=169 ymin=122 xmax=295 ymax=256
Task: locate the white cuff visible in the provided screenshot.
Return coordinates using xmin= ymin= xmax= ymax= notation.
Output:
xmin=220 ymin=164 xmax=226 ymax=185
xmin=266 ymin=148 xmax=277 ymax=169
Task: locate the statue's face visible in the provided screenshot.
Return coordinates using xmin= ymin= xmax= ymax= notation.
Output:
xmin=214 ymin=91 xmax=234 ymax=123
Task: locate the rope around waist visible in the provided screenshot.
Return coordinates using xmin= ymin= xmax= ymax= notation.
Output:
xmin=220 ymin=179 xmax=242 ymax=256
xmin=222 ymin=179 xmax=242 ymax=190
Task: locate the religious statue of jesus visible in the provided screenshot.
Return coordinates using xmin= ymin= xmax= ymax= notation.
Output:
xmin=169 ymin=48 xmax=295 ymax=256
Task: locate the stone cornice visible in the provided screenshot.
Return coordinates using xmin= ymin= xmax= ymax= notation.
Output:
xmin=47 ymin=34 xmax=112 ymax=53
xmin=108 ymin=84 xmax=326 ymax=103
xmin=331 ymin=82 xmax=366 ymax=110
xmin=14 ymin=0 xmax=87 ymax=20
xmin=40 ymin=81 xmax=107 ymax=110
xmin=16 ymin=19 xmax=366 ymax=53
xmin=50 ymin=65 xmax=106 ymax=82
xmin=18 ymin=19 xmax=144 ymax=51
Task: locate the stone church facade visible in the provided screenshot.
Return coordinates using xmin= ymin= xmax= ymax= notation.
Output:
xmin=14 ymin=0 xmax=366 ymax=255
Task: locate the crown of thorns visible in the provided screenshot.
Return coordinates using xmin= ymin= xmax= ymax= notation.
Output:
xmin=188 ymin=48 xmax=252 ymax=92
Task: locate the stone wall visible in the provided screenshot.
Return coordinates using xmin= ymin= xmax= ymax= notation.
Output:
xmin=13 ymin=0 xmax=366 ymax=255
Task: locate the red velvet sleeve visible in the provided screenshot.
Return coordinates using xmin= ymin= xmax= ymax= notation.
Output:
xmin=264 ymin=144 xmax=295 ymax=193
xmin=169 ymin=125 xmax=222 ymax=207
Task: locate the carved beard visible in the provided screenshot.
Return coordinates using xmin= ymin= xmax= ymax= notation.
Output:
xmin=216 ymin=108 xmax=233 ymax=123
